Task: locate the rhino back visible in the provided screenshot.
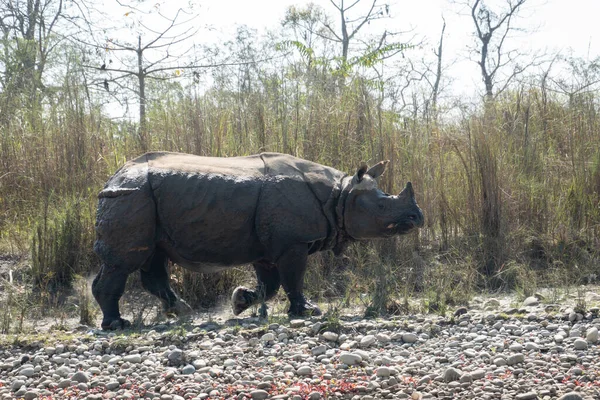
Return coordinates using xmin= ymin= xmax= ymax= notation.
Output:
xmin=260 ymin=153 xmax=345 ymax=203
xmin=146 ymin=151 xmax=266 ymax=177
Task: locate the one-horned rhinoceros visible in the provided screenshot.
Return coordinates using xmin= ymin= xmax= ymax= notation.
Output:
xmin=92 ymin=151 xmax=424 ymax=329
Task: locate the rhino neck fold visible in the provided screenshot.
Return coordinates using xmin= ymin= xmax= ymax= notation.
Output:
xmin=332 ymin=176 xmax=355 ymax=255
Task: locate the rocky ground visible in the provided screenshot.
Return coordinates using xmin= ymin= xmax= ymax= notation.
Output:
xmin=2 ymin=288 xmax=600 ymax=400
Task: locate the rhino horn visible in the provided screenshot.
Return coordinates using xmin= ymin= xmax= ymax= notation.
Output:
xmin=399 ymin=181 xmax=415 ymax=198
xmin=366 ymin=160 xmax=389 ymax=179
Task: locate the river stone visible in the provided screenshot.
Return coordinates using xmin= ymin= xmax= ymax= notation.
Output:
xmin=586 ymin=327 xmax=598 ymax=343
xmin=360 ymin=335 xmax=376 ymax=347
xmin=251 ymin=390 xmax=269 ymax=400
xmin=522 ymin=297 xmax=539 ymax=307
xmin=11 ymin=379 xmax=25 ymax=391
xmin=312 ymin=345 xmax=327 ymax=356
xmin=574 ymin=339 xmax=588 ymax=350
xmin=471 ymin=367 xmax=486 ymax=378
xmin=509 ymin=343 xmax=523 ymax=352
xmin=558 ymin=393 xmax=584 ymax=400
xmin=23 ymin=391 xmax=38 ymax=400
xmin=181 ymin=365 xmax=195 ymax=375
xmin=23 ymin=389 xmax=38 ymax=400
xmin=507 ymin=354 xmax=525 ymax=365
xmin=107 ymin=357 xmax=121 ymax=365
xmin=402 ymin=333 xmax=418 ymax=343
xmin=223 ymin=359 xmax=237 ymax=368
xmin=339 ymin=353 xmax=362 ymax=366
xmin=516 ymin=392 xmax=537 ymax=400
xmin=57 ymin=379 xmax=71 ymax=389
xmin=261 ymin=333 xmax=275 ymax=342
xmin=71 ymin=372 xmax=89 ymax=383
xmin=418 ymin=375 xmax=431 ymax=385
xmin=168 ymin=349 xmax=184 ymax=364
xmin=525 ymin=342 xmax=539 ymax=351
xmin=443 ymin=368 xmax=461 ymax=382
xmin=322 ymin=331 xmax=338 ymax=341
xmin=464 ymin=349 xmax=477 ymax=358
xmin=494 ymin=357 xmax=507 ymax=366
xmin=19 ymin=368 xmax=34 ymax=377
xmin=376 ymin=333 xmax=391 ymax=343
xmin=123 ymin=354 xmax=141 ymax=363
xmin=290 ymin=319 xmax=305 ymax=328
xmin=55 ymin=366 xmax=72 ymax=378
xmin=297 ymin=366 xmax=312 ymax=376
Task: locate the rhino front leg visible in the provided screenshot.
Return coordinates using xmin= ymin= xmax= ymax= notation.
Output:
xmin=92 ymin=265 xmax=131 ymax=330
xmin=277 ymin=245 xmax=322 ymax=317
xmin=141 ymin=250 xmax=193 ymax=318
xmin=232 ymin=261 xmax=280 ymax=316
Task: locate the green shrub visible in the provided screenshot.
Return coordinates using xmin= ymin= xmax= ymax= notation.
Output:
xmin=30 ymin=197 xmax=96 ymax=295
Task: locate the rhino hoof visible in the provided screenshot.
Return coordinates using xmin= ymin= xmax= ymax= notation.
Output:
xmin=232 ymin=286 xmax=253 ymax=315
xmin=102 ymin=318 xmax=131 ymax=331
xmin=288 ymin=301 xmax=322 ymax=318
xmin=165 ymin=299 xmax=194 ymax=318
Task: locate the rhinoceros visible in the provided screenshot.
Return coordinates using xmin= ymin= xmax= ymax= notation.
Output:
xmin=92 ymin=152 xmax=424 ymax=329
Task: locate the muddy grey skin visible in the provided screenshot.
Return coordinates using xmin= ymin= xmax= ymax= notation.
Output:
xmin=92 ymin=152 xmax=424 ymax=330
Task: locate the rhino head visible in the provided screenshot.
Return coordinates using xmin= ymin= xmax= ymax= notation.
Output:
xmin=343 ymin=161 xmax=424 ymax=240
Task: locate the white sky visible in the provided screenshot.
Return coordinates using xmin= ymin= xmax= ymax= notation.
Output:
xmin=200 ymin=0 xmax=599 ymax=97
xmin=97 ymin=0 xmax=599 ymax=117
xmin=202 ymin=0 xmax=598 ymax=56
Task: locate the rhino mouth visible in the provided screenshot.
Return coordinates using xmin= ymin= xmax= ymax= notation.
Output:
xmin=385 ymin=220 xmax=418 ymax=235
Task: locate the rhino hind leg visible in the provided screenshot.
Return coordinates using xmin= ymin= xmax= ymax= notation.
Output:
xmin=277 ymin=245 xmax=322 ymax=318
xmin=93 ymin=183 xmax=157 ymax=329
xmin=92 ymin=265 xmax=131 ymax=330
xmin=232 ymin=261 xmax=281 ymax=316
xmin=140 ymin=249 xmax=193 ymax=318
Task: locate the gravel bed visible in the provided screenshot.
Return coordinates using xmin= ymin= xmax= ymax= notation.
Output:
xmin=1 ymin=292 xmax=600 ymax=399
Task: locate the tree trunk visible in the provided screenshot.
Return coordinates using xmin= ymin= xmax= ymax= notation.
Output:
xmin=431 ymin=19 xmax=446 ymax=121
xmin=137 ymin=36 xmax=148 ymax=151
xmin=340 ymin=4 xmax=349 ymax=62
xmin=479 ymin=37 xmax=494 ymax=100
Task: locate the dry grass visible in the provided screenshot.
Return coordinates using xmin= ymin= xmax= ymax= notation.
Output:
xmin=0 ymin=58 xmax=599 ymax=322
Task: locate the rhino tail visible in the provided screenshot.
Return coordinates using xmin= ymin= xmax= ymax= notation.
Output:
xmin=98 ymin=187 xmax=140 ymax=198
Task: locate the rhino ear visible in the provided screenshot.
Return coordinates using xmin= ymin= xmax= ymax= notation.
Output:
xmin=356 ymin=163 xmax=369 ymax=182
xmin=366 ymin=160 xmax=390 ymax=180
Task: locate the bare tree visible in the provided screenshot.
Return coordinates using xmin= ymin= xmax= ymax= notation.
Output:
xmin=282 ymin=3 xmax=331 ymax=63
xmin=383 ymin=17 xmax=451 ymax=125
xmin=283 ymin=0 xmax=407 ymax=72
xmin=1 ymin=0 xmax=61 ymax=93
xmin=430 ymin=18 xmax=447 ymax=116
xmin=325 ymin=0 xmax=389 ymax=63
xmin=548 ymin=55 xmax=600 ymax=103
xmin=79 ymin=2 xmax=205 ymax=149
xmin=0 ymin=0 xmax=87 ymax=124
xmin=465 ymin=0 xmax=532 ymax=100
